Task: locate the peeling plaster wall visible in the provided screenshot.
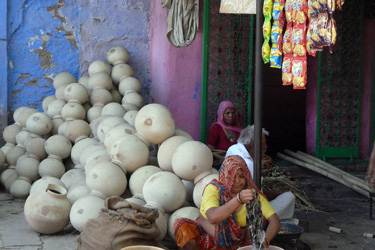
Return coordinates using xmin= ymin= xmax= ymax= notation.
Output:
xmin=7 ymin=0 xmax=151 ymax=118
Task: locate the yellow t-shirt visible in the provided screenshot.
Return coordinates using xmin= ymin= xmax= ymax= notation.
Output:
xmin=200 ymin=184 xmax=275 ymax=227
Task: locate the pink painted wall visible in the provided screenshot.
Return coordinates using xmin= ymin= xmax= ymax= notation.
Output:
xmin=149 ymin=1 xmax=203 ymax=141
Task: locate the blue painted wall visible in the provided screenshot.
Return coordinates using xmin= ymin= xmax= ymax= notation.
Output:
xmin=4 ymin=0 xmax=151 ymax=123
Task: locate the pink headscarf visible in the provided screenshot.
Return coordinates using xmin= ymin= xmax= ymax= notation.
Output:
xmin=215 ymin=100 xmax=242 ymax=133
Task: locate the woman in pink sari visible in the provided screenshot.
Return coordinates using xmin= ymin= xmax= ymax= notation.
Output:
xmin=207 ymin=101 xmax=242 ymax=151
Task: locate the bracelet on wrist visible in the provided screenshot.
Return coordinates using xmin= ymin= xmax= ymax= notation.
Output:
xmin=264 ymin=237 xmax=270 ymax=247
xmin=236 ymin=192 xmax=244 ymax=204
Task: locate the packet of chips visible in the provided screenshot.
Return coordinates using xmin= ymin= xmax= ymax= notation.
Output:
xmin=293 ymin=0 xmax=308 ymax=26
xmin=310 ymin=12 xmax=328 ymax=50
xmin=262 ymin=0 xmax=273 ymax=64
xmin=282 ymin=56 xmax=293 ymax=85
xmin=327 ymin=0 xmax=336 ymax=14
xmin=292 ymin=26 xmax=307 ymax=57
xmin=285 ymin=0 xmax=294 ymax=24
xmin=306 ymin=21 xmax=317 ymax=56
xmin=336 ymin=0 xmax=344 ymax=10
xmin=291 ymin=58 xmax=307 ymax=89
xmin=270 ymin=25 xmax=283 ymax=68
xmin=283 ymin=25 xmax=293 ymax=55
xmin=326 ymin=18 xmax=337 ymax=52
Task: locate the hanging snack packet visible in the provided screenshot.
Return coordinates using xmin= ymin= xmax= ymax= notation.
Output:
xmin=336 ymin=0 xmax=344 ymax=10
xmin=292 ymin=26 xmax=307 ymax=57
xmin=326 ymin=18 xmax=337 ymax=52
xmin=292 ymin=58 xmax=307 ymax=89
xmin=310 ymin=12 xmax=328 ymax=50
xmin=293 ymin=0 xmax=308 ymax=26
xmin=282 ymin=56 xmax=293 ymax=85
xmin=283 ymin=25 xmax=293 ymax=55
xmin=327 ymin=0 xmax=336 ymax=14
xmin=308 ymin=0 xmax=319 ymax=19
xmin=270 ymin=24 xmax=283 ymax=68
xmin=262 ymin=0 xmax=273 ymax=64
xmin=285 ymin=0 xmax=294 ymax=24
xmin=306 ymin=21 xmax=317 ymax=56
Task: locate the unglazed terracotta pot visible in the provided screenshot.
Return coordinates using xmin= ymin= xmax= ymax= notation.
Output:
xmin=86 ymin=161 xmax=127 ymax=199
xmin=64 ymin=83 xmax=89 ymax=104
xmin=1 ymin=166 xmax=17 ymax=188
xmin=193 ymin=173 xmax=219 ymax=209
xmin=118 ymin=77 xmax=141 ymax=95
xmin=51 ymin=116 xmax=64 ymax=135
xmin=168 ymin=206 xmax=200 ymax=241
xmin=30 ymin=176 xmax=66 ymax=194
xmin=172 ymin=141 xmax=213 ymax=184
xmin=89 ymin=115 xmax=110 ymax=139
xmin=61 ymin=101 xmax=86 ymax=121
xmin=111 ymin=63 xmax=134 ymax=85
xmin=17 ymin=108 xmax=38 ymax=128
xmin=60 ymin=168 xmax=86 ymax=190
xmin=106 ymin=46 xmax=130 ymax=66
xmin=78 ymin=75 xmax=89 ymax=88
xmin=69 ymin=193 xmax=105 ymax=232
xmin=3 ymin=124 xmax=22 ymax=145
xmin=143 ymin=171 xmax=186 ymax=213
xmin=122 ymin=103 xmax=139 ymax=112
xmin=64 ymin=120 xmax=91 ymax=143
xmin=0 ymin=149 xmax=5 ymax=167
xmin=15 ymin=130 xmax=33 ymax=149
xmin=15 ymin=155 xmax=40 ymax=182
xmin=88 ymin=60 xmax=111 ymax=76
xmin=90 ymin=88 xmax=113 ymax=107
xmin=109 ymin=134 xmax=149 ymax=174
xmin=42 ymin=95 xmax=57 ymax=113
xmin=5 ymin=146 xmax=26 ymax=167
xmin=67 ymin=183 xmax=90 ymax=204
xmin=134 ymin=104 xmax=175 ymax=145
xmin=25 ymin=137 xmax=47 ymax=161
xmin=79 ymin=143 xmax=106 ymax=168
xmin=157 ymin=136 xmax=192 ymax=172
xmin=84 ymin=149 xmax=111 ymax=172
xmin=46 ymin=99 xmax=66 ymax=119
xmin=55 ymin=83 xmax=70 ymax=100
xmin=87 ymin=72 xmax=113 ymax=91
xmin=101 ymin=102 xmax=126 ymax=117
xmin=122 ymin=90 xmax=144 ymax=109
xmin=38 ymin=157 xmax=66 ymax=179
xmin=53 ymin=72 xmax=76 ymax=89
xmin=87 ymin=105 xmax=103 ymax=123
xmin=123 ymin=110 xmax=138 ymax=127
xmin=26 ymin=112 xmax=53 ymax=136
xmin=45 ymin=135 xmax=72 ymax=161
xmin=70 ymin=137 xmax=98 ymax=165
xmin=103 ymin=123 xmax=136 ymax=150
xmin=174 ymin=127 xmax=194 ymax=140
xmin=129 ymin=165 xmax=162 ymax=199
xmin=24 ymin=184 xmax=71 ymax=234
xmin=96 ymin=116 xmax=127 ymax=143
xmin=182 ymin=180 xmax=195 ymax=203
xmin=10 ymin=176 xmax=32 ymax=199
xmin=110 ymin=88 xmax=122 ymax=104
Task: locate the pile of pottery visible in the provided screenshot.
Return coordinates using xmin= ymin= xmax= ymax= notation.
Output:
xmin=0 ymin=46 xmax=218 ymax=242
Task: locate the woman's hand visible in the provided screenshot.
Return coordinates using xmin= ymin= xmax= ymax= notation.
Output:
xmin=238 ymin=189 xmax=254 ymax=204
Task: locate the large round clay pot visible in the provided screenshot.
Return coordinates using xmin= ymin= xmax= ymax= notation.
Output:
xmin=46 ymin=99 xmax=66 ymax=119
xmin=24 ymin=184 xmax=71 ymax=234
xmin=155 ymin=209 xmax=168 ymax=241
xmin=5 ymin=146 xmax=26 ymax=167
xmin=1 ymin=166 xmax=17 ymax=187
xmin=13 ymin=107 xmax=27 ymax=125
xmin=103 ymin=124 xmax=136 ymax=150
xmin=111 ymin=64 xmax=134 ymax=85
xmin=78 ymin=75 xmax=89 ymax=89
xmin=182 ymin=180 xmax=195 ymax=203
xmin=172 ymin=141 xmax=213 ymax=183
xmin=79 ymin=143 xmax=106 ymax=168
xmin=90 ymin=88 xmax=113 ymax=106
xmin=15 ymin=130 xmax=33 ymax=149
xmin=71 ymin=137 xmax=98 ymax=165
xmin=67 ymin=183 xmax=90 ymax=204
xmin=84 ymin=149 xmax=111 ymax=172
xmin=87 ymin=105 xmax=103 ymax=123
xmin=168 ymin=206 xmax=200 ymax=241
xmin=15 ymin=155 xmax=40 ymax=182
xmin=119 ymin=77 xmax=141 ymax=95
xmin=17 ymin=108 xmax=38 ymax=128
xmin=64 ymin=120 xmax=91 ymax=143
xmin=69 ymin=194 xmax=105 ymax=232
xmin=64 ymin=83 xmax=89 ymax=104
xmin=26 ymin=112 xmax=53 ymax=136
xmin=88 ymin=60 xmax=111 ymax=76
xmin=122 ymin=90 xmax=144 ymax=109
xmin=96 ymin=116 xmax=127 ymax=143
xmin=174 ymin=127 xmax=194 ymax=140
xmin=157 ymin=136 xmax=192 ymax=172
xmin=193 ymin=173 xmax=219 ymax=208
xmin=51 ymin=116 xmax=64 ymax=135
xmin=38 ymin=157 xmax=66 ymax=179
xmin=53 ymin=72 xmax=76 ymax=89
xmin=10 ymin=176 xmax=32 ymax=199
xmin=88 ymin=72 xmax=113 ymax=91
xmin=101 ymin=102 xmax=126 ymax=117
xmin=135 ymin=104 xmax=175 ymax=145
xmin=60 ymin=168 xmax=86 ymax=190
xmin=0 ymin=149 xmax=5 ymax=167
xmin=143 ymin=171 xmax=186 ymax=213
xmin=110 ymin=88 xmax=122 ymax=103
xmin=106 ymin=46 xmax=130 ymax=66
xmin=45 ymin=135 xmax=72 ymax=161
xmin=89 ymin=115 xmax=110 ymax=138
xmin=109 ymin=134 xmax=149 ymax=173
xmin=123 ymin=110 xmax=138 ymax=127
xmin=55 ymin=83 xmax=70 ymax=100
xmin=61 ymin=101 xmax=86 ymax=121
xmin=4 ymin=170 xmax=19 ymax=191
xmin=42 ymin=95 xmax=57 ymax=113
xmin=122 ymin=103 xmax=139 ymax=112
xmin=3 ymin=124 xmax=22 ymax=145
xmin=86 ymin=162 xmax=127 ymax=199
xmin=30 ymin=176 xmax=66 ymax=194
xmin=129 ymin=165 xmax=162 ymax=199
xmin=1 ymin=143 xmax=14 ymax=158
xmin=25 ymin=137 xmax=47 ymax=161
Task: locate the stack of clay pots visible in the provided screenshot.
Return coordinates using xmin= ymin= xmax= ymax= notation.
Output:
xmin=0 ymin=46 xmax=217 ymax=243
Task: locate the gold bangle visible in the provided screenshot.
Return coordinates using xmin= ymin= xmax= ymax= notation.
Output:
xmin=236 ymin=193 xmax=244 ymax=204
xmin=264 ymin=237 xmax=270 ymax=247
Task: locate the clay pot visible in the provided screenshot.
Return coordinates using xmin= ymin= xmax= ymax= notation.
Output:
xmin=45 ymin=135 xmax=72 ymax=161
xmin=71 ymin=137 xmax=98 ymax=165
xmin=67 ymin=183 xmax=90 ymax=204
xmin=24 ymin=184 xmax=71 ymax=234
xmin=4 ymin=169 xmax=19 ymax=191
xmin=109 ymin=134 xmax=149 ymax=174
xmin=155 ymin=209 xmax=168 ymax=241
xmin=122 ymin=103 xmax=139 ymax=112
xmin=1 ymin=143 xmax=14 ymax=158
xmin=119 ymin=76 xmax=141 ymax=95
xmin=25 ymin=137 xmax=47 ymax=161
xmin=42 ymin=95 xmax=57 ymax=113
xmin=122 ymin=90 xmax=144 ymax=109
xmin=60 ymin=168 xmax=86 ymax=190
xmin=135 ymin=104 xmax=175 ymax=145
xmin=1 ymin=166 xmax=17 ymax=188
xmin=17 ymin=108 xmax=38 ymax=128
xmin=15 ymin=130 xmax=33 ymax=149
xmin=64 ymin=83 xmax=89 ymax=104
xmin=5 ymin=146 xmax=26 ymax=167
xmin=111 ymin=63 xmax=134 ymax=85
xmin=3 ymin=124 xmax=22 ymax=145
xmin=69 ymin=194 xmax=105 ymax=232
xmin=55 ymin=83 xmax=70 ymax=100
xmin=53 ymin=72 xmax=76 ymax=89
xmin=129 ymin=165 xmax=162 ymax=199
xmin=46 ymin=99 xmax=67 ymax=119
xmin=30 ymin=176 xmax=66 ymax=194
xmin=89 ymin=115 xmax=110 ymax=138
xmin=10 ymin=176 xmax=32 ymax=199
xmin=182 ymin=180 xmax=195 ymax=203
xmin=88 ymin=60 xmax=111 ymax=76
xmin=101 ymin=102 xmax=126 ymax=117
xmin=64 ymin=120 xmax=91 ymax=143
xmin=168 ymin=206 xmax=200 ymax=241
xmin=193 ymin=173 xmax=219 ymax=208
xmin=13 ymin=107 xmax=27 ymax=125
xmin=110 ymin=88 xmax=122 ymax=103
xmin=103 ymin=123 xmax=136 ymax=150
xmin=172 ymin=141 xmax=213 ymax=183
xmin=0 ymin=149 xmax=5 ymax=167
xmin=61 ymin=101 xmax=86 ymax=121
xmin=174 ymin=127 xmax=194 ymax=140
xmin=87 ymin=105 xmax=103 ymax=123
xmin=90 ymin=88 xmax=113 ymax=106
xmin=106 ymin=46 xmax=130 ymax=65
xmin=38 ymin=157 xmax=66 ymax=179
xmin=87 ymin=72 xmax=113 ymax=91
xmin=79 ymin=143 xmax=106 ymax=168
xmin=157 ymin=136 xmax=192 ymax=172
xmin=26 ymin=112 xmax=53 ymax=136
xmin=96 ymin=116 xmax=127 ymax=143
xmin=84 ymin=149 xmax=111 ymax=172
xmin=15 ymin=155 xmax=40 ymax=182
xmin=123 ymin=110 xmax=138 ymax=127
xmin=51 ymin=116 xmax=64 ymax=135
xmin=143 ymin=171 xmax=186 ymax=213
xmin=86 ymin=161 xmax=127 ymax=199
xmin=78 ymin=75 xmax=89 ymax=88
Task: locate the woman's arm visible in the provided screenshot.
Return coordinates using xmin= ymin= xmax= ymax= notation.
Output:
xmin=263 ymin=213 xmax=281 ymax=248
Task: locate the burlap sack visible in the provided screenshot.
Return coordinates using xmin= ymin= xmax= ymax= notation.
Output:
xmin=77 ymin=196 xmax=166 ymax=250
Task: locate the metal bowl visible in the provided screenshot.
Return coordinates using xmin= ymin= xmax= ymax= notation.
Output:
xmin=273 ymin=222 xmax=304 ymax=243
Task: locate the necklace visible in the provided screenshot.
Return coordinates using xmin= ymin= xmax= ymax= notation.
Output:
xmin=227 ymin=130 xmax=235 ymax=142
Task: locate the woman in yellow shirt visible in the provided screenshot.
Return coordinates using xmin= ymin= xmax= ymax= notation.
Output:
xmin=174 ymin=155 xmax=281 ymax=249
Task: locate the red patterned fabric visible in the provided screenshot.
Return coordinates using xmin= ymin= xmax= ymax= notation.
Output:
xmin=207 ymin=123 xmax=240 ymax=151
xmin=366 ymin=141 xmax=375 ymax=192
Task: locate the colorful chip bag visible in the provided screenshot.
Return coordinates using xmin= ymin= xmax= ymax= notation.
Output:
xmin=262 ymin=0 xmax=274 ymax=64
xmin=292 ymin=58 xmax=307 ymax=89
xmin=282 ymin=56 xmax=293 ymax=85
xmin=292 ymin=26 xmax=307 ymax=57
